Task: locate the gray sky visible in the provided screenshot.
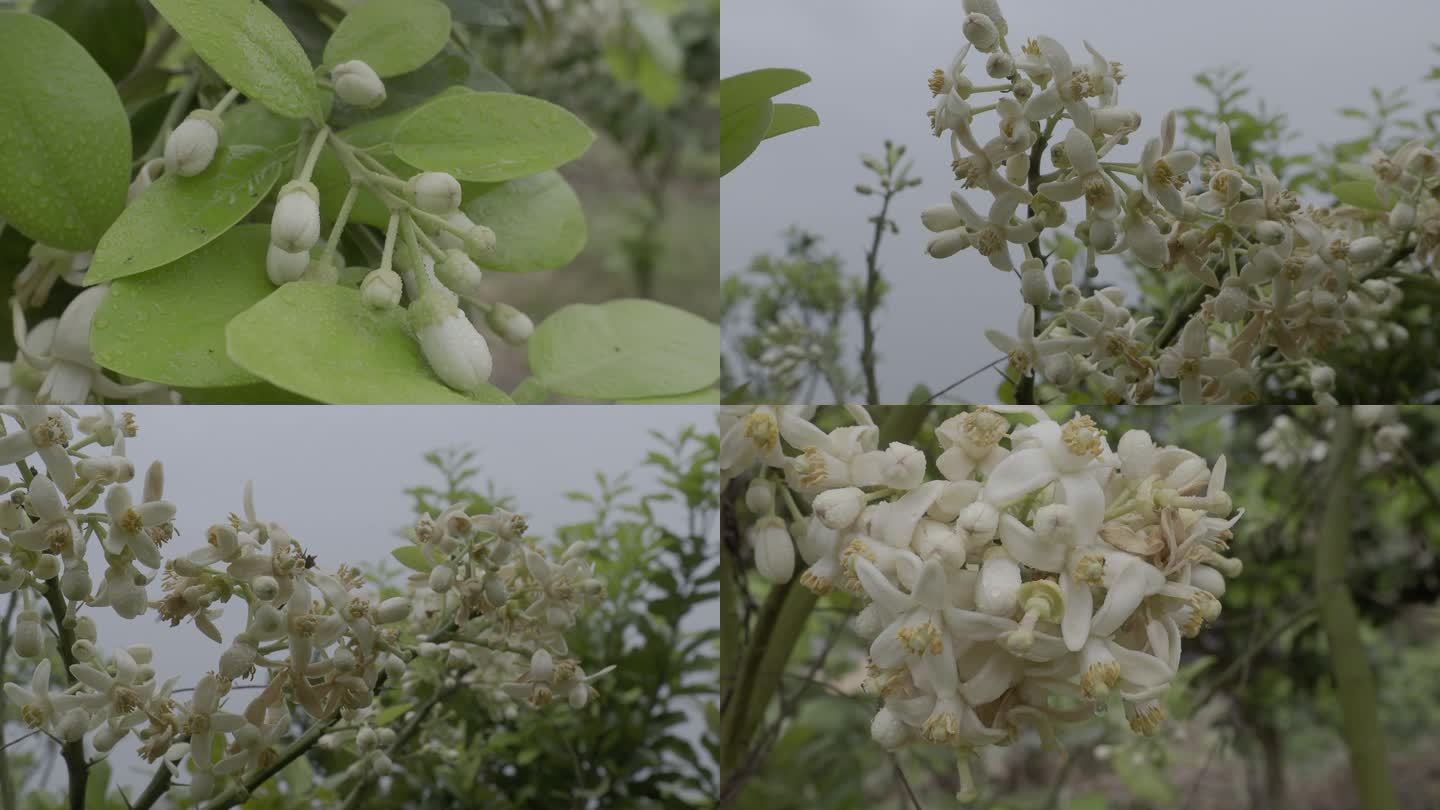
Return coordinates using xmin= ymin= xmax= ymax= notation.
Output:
xmin=7 ymin=405 xmax=715 ymax=797
xmin=722 ymin=0 xmax=1440 ymax=402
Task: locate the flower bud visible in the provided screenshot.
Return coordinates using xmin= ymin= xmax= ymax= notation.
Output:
xmin=1309 ymin=365 xmax=1335 ymax=394
xmin=377 ymin=728 xmax=397 ymax=747
xmin=72 ymin=639 xmax=96 ymax=661
xmin=1347 ymin=235 xmax=1384 ymax=264
xmin=128 ymin=158 xmax=166 ymax=204
xmin=985 ymin=51 xmax=1014 ymax=79
xmin=75 ymin=614 xmax=97 ymax=642
xmin=1050 ymin=258 xmax=1073 ymax=288
xmin=1020 ymin=260 xmax=1049 ymax=306
xmin=270 ymin=181 xmax=322 ymax=253
xmin=251 ymin=575 xmax=279 ymax=601
xmin=410 ymin=291 xmax=494 ymax=392
xmin=436 ymin=249 xmax=484 ymax=298
xmin=921 ymin=205 xmax=965 ymax=232
xmin=251 ymin=604 xmax=284 ymax=636
xmin=429 ymin=564 xmax=455 ymax=593
xmin=962 ymin=13 xmax=999 ymax=51
xmin=331 ymin=646 xmax=357 ymax=672
xmin=1390 ymin=201 xmax=1416 ymax=230
xmin=332 ymin=60 xmax=387 ymax=108
xmin=813 ymin=487 xmax=865 ymax=529
xmin=1254 ymin=220 xmax=1286 ymax=245
xmin=14 ymin=610 xmax=43 ymax=658
xmin=485 ymin=303 xmax=533 ymax=346
xmin=164 ymin=111 xmax=222 ymax=178
xmin=977 ymin=546 xmax=1021 ymax=616
xmin=57 ymin=707 xmax=91 ymax=743
xmin=926 ymin=229 xmax=970 ymax=259
xmin=408 ymin=172 xmax=463 ymax=215
xmin=749 ymin=516 xmax=794 ymax=584
xmin=1117 ymin=430 xmax=1155 ymax=480
xmin=61 ymin=564 xmax=92 ymax=601
xmin=267 ymin=243 xmax=311 ymax=286
xmin=376 ymin=596 xmax=412 ymax=624
xmin=871 ymin=707 xmax=910 ymax=750
xmin=360 ymin=268 xmax=404 ymax=309
xmin=219 ymin=636 xmax=257 ymax=680
xmin=371 ymin=752 xmax=394 ymax=775
xmin=745 ymin=478 xmax=774 ymax=515
xmin=34 ymin=553 xmax=61 ymax=581
xmin=434 ymin=211 xmax=495 ymax=259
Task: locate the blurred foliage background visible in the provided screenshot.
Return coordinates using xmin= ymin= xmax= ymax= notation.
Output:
xmin=720 ymin=406 xmax=1440 ymax=810
xmin=0 ymin=0 xmax=719 ymax=392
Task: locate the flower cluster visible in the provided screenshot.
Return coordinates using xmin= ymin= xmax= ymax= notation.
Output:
xmin=1 ymin=406 xmax=609 ymax=805
xmin=918 ymin=0 xmax=1438 ymax=404
xmin=722 ymin=404 xmax=1241 ymax=800
xmin=1258 ymin=404 xmax=1410 ymax=470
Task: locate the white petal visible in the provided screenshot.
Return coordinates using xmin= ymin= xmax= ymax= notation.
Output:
xmin=981 ymin=447 xmax=1057 ymax=506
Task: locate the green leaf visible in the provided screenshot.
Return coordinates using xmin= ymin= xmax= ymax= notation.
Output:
xmin=720 ymin=97 xmax=772 ymax=176
xmin=391 ymin=546 xmax=433 ymax=571
xmin=1332 ymin=180 xmax=1392 ymax=211
xmin=618 ymin=387 xmax=720 ymax=404
xmin=324 ymin=0 xmax=452 ymax=78
xmin=151 ymin=0 xmax=322 ymax=120
xmin=528 ymin=299 xmax=719 ymax=400
xmin=85 ymin=758 xmax=112 ymax=810
xmin=373 ymin=702 xmax=414 ymax=725
xmin=225 ymin=282 xmax=514 ymax=404
xmin=33 ymin=0 xmax=147 ymax=81
xmin=87 ymin=104 xmax=302 ymax=284
xmin=393 ymin=91 xmax=594 ymax=182
xmin=461 ymin=171 xmax=586 ymax=272
xmin=763 ymin=103 xmax=819 ymax=140
xmin=0 ymin=12 xmax=130 ymax=250
xmin=509 ymin=376 xmax=549 ymax=404
xmin=721 ymin=68 xmax=811 ymax=113
xmin=177 ymin=382 xmax=316 ymax=403
xmin=92 ymin=225 xmax=272 ymax=387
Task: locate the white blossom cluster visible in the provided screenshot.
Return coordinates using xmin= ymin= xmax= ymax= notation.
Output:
xmin=721 ymin=404 xmax=1241 ymax=800
xmin=1258 ymin=405 xmax=1410 ymax=470
xmin=919 ymin=0 xmax=1439 ymax=404
xmin=0 ymin=405 xmax=609 ymax=804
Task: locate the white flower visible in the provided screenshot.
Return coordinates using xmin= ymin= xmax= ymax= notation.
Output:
xmin=1039 ymin=128 xmax=1121 ymax=221
xmin=1157 ymin=319 xmax=1238 ymax=404
xmin=718 ymin=406 xmax=826 ymax=479
xmin=164 ymin=112 xmax=221 ymax=177
xmin=946 ymin=189 xmax=1035 ymax=271
xmin=332 ymin=60 xmax=387 ymax=108
xmin=981 ymin=413 xmax=1110 ymax=540
xmin=70 ymin=648 xmax=156 ymax=726
xmin=4 ymin=659 xmax=81 ymax=731
xmin=934 ymin=408 xmax=1011 ymax=481
xmin=270 ymin=181 xmax=322 ymax=253
xmin=0 ymin=406 xmax=75 ymax=486
xmin=266 ymin=243 xmax=310 ymax=286
xmin=409 ymin=172 xmax=463 ymax=215
xmin=101 ymin=484 xmax=175 ymax=569
xmin=410 ymin=290 xmax=494 ymax=392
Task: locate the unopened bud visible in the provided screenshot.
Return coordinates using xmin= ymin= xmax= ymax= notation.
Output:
xmin=429 ymin=564 xmax=455 ymax=593
xmin=408 ymin=172 xmax=463 ymax=215
xmin=271 ymin=181 xmax=322 ymax=253
xmin=164 ymin=111 xmax=222 ymax=178
xmin=361 ymin=268 xmax=404 ymax=309
xmin=962 ymin=13 xmax=999 ymax=51
xmin=332 ymin=60 xmax=387 ymax=108
xmin=436 ymin=249 xmax=484 ymax=298
xmin=410 ymin=292 xmax=494 ymax=392
xmin=485 ymin=303 xmax=532 ymax=345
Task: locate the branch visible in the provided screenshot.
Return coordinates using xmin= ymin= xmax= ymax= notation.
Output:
xmin=860 ymin=188 xmax=896 ymax=403
xmin=1314 ymin=409 xmax=1398 ymax=810
xmin=338 ymin=678 xmax=462 ymax=810
xmin=203 ymin=711 xmax=340 ymax=810
xmin=41 ymin=580 xmax=88 ymax=810
xmin=0 ymin=592 xmax=21 ymax=810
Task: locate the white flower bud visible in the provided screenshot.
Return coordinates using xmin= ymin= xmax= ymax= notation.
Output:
xmin=920 ymin=205 xmax=965 ymax=232
xmin=1020 ymin=261 xmax=1049 ymax=306
xmin=1375 ymin=423 xmax=1408 ymax=453
xmin=371 ymin=752 xmax=394 ymax=775
xmin=410 ymin=292 xmax=494 ymax=392
xmin=35 ymin=553 xmax=61 ymax=581
xmin=270 ymin=181 xmax=322 ymax=253
xmin=61 ymin=564 xmax=92 ymax=601
xmin=332 ymin=60 xmax=387 ymax=108
xmin=434 ymin=211 xmax=496 ymax=259
xmin=331 ymin=646 xmax=357 ymax=672
xmin=871 ymin=707 xmax=910 ymax=750
xmin=385 ymin=653 xmax=406 ymax=680
xmin=745 ymin=478 xmax=774 ymax=515
xmin=1213 ymin=282 xmax=1249 ymax=323
xmin=813 ymin=487 xmax=865 ymax=530
xmin=376 ymin=597 xmax=412 ymax=624
xmin=14 ymin=610 xmax=43 ymax=658
xmin=1040 ymin=352 xmax=1076 ymax=386
xmin=1347 ymin=235 xmax=1384 ymax=264
xmin=435 ymin=249 xmax=483 ymax=298
xmin=377 ymin=728 xmax=397 ymax=747
xmin=75 ymin=614 xmax=97 ymax=642
xmin=408 ymin=172 xmax=463 ymax=215
xmin=749 ymin=516 xmax=794 ymax=584
xmin=977 ymin=547 xmax=1021 ymax=616
xmin=128 ymin=158 xmax=166 ymax=203
xmin=360 ymin=268 xmax=403 ymax=309
xmin=1050 ymin=258 xmax=1073 ymax=288
xmin=485 ymin=303 xmax=533 ymax=346
xmin=985 ymin=51 xmax=1014 ymax=79
xmin=251 ymin=575 xmax=279 ymax=601
xmin=925 ymin=229 xmax=970 ymax=258
xmin=72 ymin=638 xmax=97 ymax=661
xmin=266 ymin=243 xmax=311 ymax=286
xmin=1254 ymin=220 xmax=1287 ymax=245
xmin=962 ymin=13 xmax=999 ymax=51
xmin=1309 ymin=365 xmax=1335 ymax=394
xmin=219 ymin=636 xmax=257 ymax=680
xmin=957 ymin=501 xmax=999 ymax=542
xmin=1390 ymin=201 xmax=1416 ymax=230
xmin=429 ymin=564 xmax=455 ymax=593
xmin=164 ymin=111 xmax=222 ymax=178
xmin=251 ymin=604 xmax=284 ymax=636
xmin=57 ymin=707 xmax=91 ymax=743
xmin=853 ymin=604 xmax=885 ymax=639
xmin=1117 ymin=430 xmax=1155 ymax=480
xmin=530 ymin=648 xmax=555 ymax=682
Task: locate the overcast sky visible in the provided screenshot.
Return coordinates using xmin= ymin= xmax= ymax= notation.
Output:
xmin=722 ymin=0 xmax=1440 ymax=402
xmin=6 ymin=405 xmax=715 ymax=798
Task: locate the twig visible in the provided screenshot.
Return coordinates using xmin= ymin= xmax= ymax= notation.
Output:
xmin=892 ymin=754 xmax=926 ymax=810
xmin=925 ymin=357 xmax=1005 ymax=403
xmin=41 ymin=581 xmax=88 ymax=810
xmin=861 ymin=186 xmax=898 ymax=404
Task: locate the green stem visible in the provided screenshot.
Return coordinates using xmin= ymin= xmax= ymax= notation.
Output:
xmin=42 ymin=581 xmax=87 ymax=810
xmin=1314 ymin=409 xmax=1398 ymax=810
xmin=297 ymin=129 xmax=331 ymax=184
xmin=323 ymin=185 xmax=360 ymax=260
